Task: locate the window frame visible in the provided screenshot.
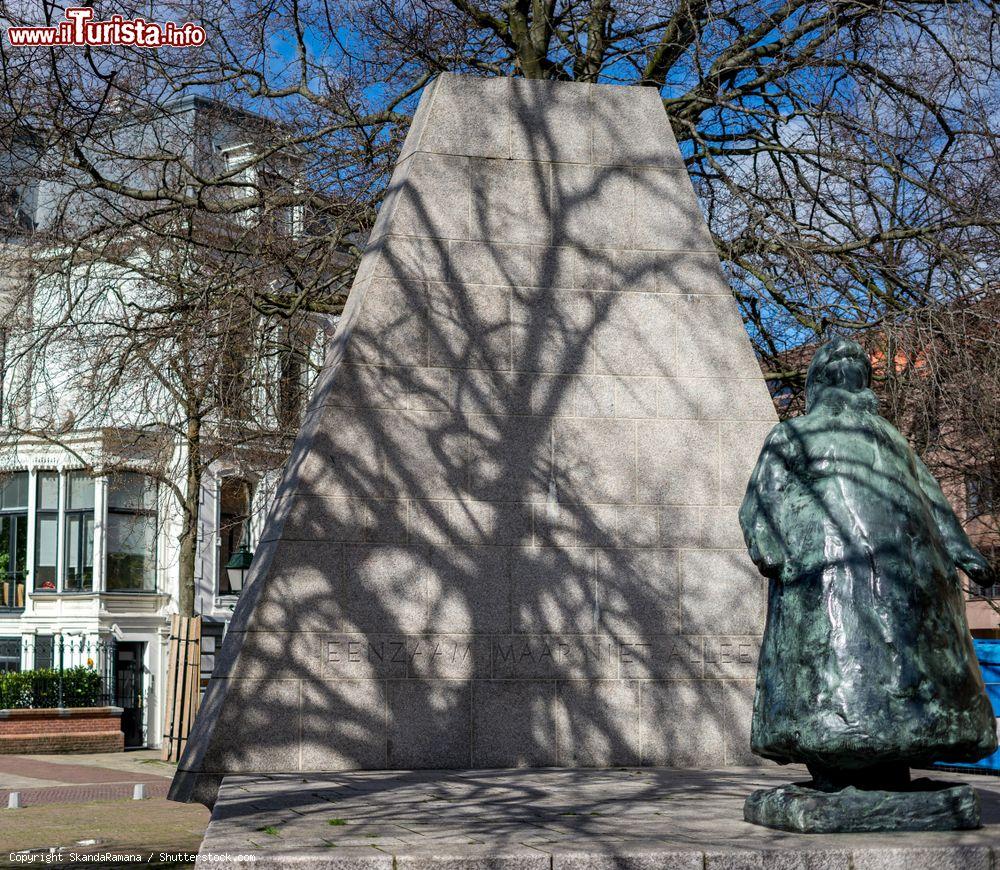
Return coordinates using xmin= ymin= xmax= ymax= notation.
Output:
xmin=105 ymin=473 xmax=159 ymax=593
xmin=0 ymin=183 xmax=33 ymax=233
xmin=217 ymin=476 xmax=253 ymax=597
xmin=63 ymin=472 xmax=95 ymax=593
xmin=966 ymin=473 xmax=999 ymax=521
xmin=33 ymin=635 xmax=54 ymax=670
xmin=0 ymin=636 xmax=21 ymax=672
xmin=0 ymin=472 xmax=28 ymax=609
xmin=970 ymin=546 xmax=1000 ymax=600
xmin=34 ymin=471 xmax=60 ymax=593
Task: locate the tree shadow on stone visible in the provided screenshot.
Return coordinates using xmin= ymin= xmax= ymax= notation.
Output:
xmin=175 ymin=75 xmax=779 ymax=807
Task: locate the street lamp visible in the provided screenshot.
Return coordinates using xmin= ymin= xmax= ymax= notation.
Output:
xmin=225 ymin=544 xmax=254 ymax=594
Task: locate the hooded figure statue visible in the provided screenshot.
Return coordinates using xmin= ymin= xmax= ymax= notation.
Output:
xmin=740 ymin=336 xmax=997 ymax=795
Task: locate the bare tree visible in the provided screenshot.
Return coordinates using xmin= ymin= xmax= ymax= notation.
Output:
xmin=1 ymin=102 xmax=341 ymax=614
xmin=878 ymin=296 xmax=1000 ymax=558
xmin=2 ymin=0 xmax=999 ymax=611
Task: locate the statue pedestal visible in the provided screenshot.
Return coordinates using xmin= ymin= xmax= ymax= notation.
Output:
xmin=744 ymin=778 xmax=982 ymax=833
xmin=196 ymin=766 xmax=1000 ymax=866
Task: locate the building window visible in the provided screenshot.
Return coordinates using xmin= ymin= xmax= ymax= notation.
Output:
xmin=0 ymin=472 xmax=28 ymax=609
xmin=966 ymin=473 xmax=999 ymax=520
xmin=106 ymin=473 xmax=157 ymax=592
xmin=34 ymin=635 xmax=54 ymax=669
xmin=277 ymin=324 xmax=308 ymax=427
xmin=35 ymin=471 xmax=59 ymax=592
xmin=0 ymin=636 xmax=21 ymax=672
xmin=64 ymin=472 xmax=94 ymax=592
xmin=222 ymin=146 xmax=259 ymax=228
xmin=972 ymin=547 xmax=1000 ymax=599
xmin=0 ymin=183 xmax=32 ymax=232
xmin=218 ymin=477 xmax=252 ymax=596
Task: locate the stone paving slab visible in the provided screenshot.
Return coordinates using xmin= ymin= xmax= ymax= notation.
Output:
xmin=197 ymin=766 xmax=1000 ymax=868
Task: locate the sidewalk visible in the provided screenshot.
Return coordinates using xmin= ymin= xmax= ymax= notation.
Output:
xmin=0 ymin=750 xmax=209 ymax=865
xmin=0 ymin=749 xmax=175 ymax=806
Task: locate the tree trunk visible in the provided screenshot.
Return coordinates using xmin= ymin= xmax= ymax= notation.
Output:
xmin=177 ymin=416 xmax=202 ymax=617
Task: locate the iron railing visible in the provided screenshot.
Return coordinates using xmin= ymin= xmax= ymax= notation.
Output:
xmin=0 ymin=634 xmax=117 ymax=708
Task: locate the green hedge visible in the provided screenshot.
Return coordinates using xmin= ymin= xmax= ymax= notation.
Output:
xmin=0 ymin=666 xmax=104 ymax=709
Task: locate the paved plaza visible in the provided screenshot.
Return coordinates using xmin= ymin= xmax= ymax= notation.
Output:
xmin=0 ymin=752 xmax=209 ymax=865
xmin=200 ymin=765 xmax=1000 ymax=868
xmin=0 ymin=749 xmax=175 ymax=805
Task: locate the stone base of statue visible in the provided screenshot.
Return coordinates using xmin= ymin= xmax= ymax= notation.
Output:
xmin=744 ymin=778 xmax=982 ymax=833
xmin=198 ymin=766 xmax=1000 ymax=867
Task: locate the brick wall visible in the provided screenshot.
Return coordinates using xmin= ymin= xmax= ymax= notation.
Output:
xmin=0 ymin=707 xmax=124 ymax=754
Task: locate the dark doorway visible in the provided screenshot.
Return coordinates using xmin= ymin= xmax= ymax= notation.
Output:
xmin=114 ymin=642 xmax=146 ymax=748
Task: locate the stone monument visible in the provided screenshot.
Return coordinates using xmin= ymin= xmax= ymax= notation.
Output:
xmin=740 ymin=336 xmax=998 ymax=833
xmin=170 ymin=73 xmax=778 ymax=807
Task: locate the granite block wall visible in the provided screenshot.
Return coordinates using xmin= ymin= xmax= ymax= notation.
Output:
xmin=171 ymin=73 xmax=776 ymax=805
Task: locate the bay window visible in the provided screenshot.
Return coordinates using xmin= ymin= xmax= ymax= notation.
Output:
xmin=106 ymin=473 xmax=157 ymax=592
xmin=64 ymin=472 xmax=94 ymax=591
xmin=1 ymin=468 xmax=164 ymax=596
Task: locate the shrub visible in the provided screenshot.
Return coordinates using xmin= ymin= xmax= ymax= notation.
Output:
xmin=0 ymin=666 xmax=104 ymax=709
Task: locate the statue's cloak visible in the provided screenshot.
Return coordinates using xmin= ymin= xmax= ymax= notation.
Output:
xmin=740 ymin=349 xmax=997 ymax=769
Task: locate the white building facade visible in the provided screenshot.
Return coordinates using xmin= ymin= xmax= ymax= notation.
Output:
xmin=0 ymin=435 xmax=282 ymax=748
xmin=0 ymin=96 xmax=334 ymax=748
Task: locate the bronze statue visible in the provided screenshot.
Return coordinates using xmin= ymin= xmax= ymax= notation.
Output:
xmin=740 ymin=336 xmax=997 ymax=832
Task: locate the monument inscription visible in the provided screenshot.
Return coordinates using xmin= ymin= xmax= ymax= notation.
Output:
xmin=321 ymin=633 xmax=758 ymax=680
